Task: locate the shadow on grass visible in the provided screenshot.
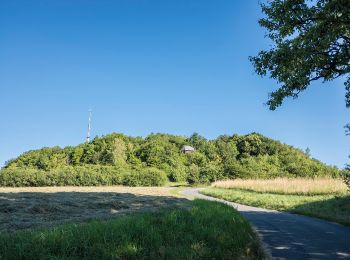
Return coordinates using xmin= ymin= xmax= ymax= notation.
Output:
xmin=0 ymin=191 xmax=190 ymax=232
xmin=168 ymin=184 xmax=191 ymax=188
xmin=203 ymin=188 xmax=350 ymax=226
xmin=289 ymin=195 xmax=350 ymax=226
xmin=225 ymin=187 xmax=346 ymax=196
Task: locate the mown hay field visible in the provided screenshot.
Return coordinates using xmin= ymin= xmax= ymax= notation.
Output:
xmin=0 ymin=186 xmax=188 ymax=232
xmin=0 ymin=187 xmax=264 ymax=259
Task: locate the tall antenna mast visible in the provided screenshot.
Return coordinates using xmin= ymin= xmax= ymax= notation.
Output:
xmin=86 ymin=109 xmax=92 ymax=143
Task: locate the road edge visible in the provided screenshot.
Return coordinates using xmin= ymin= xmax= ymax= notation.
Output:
xmin=181 ymin=188 xmax=272 ymax=260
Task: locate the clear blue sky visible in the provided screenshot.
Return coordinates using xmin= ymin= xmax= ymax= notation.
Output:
xmin=0 ymin=0 xmax=349 ymax=168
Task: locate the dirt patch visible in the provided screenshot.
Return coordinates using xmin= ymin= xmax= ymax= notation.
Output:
xmin=0 ymin=186 xmax=190 ymax=232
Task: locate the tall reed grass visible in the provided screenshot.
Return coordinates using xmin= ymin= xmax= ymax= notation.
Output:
xmin=212 ymin=178 xmax=347 ymax=195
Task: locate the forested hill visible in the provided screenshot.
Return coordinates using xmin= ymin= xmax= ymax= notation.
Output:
xmin=4 ymin=132 xmax=339 ymax=185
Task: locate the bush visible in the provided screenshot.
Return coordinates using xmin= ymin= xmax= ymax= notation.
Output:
xmin=187 ymin=164 xmax=200 ymax=185
xmin=0 ymin=166 xmax=167 ymax=187
xmin=223 ymin=161 xmax=251 ymax=179
xmin=123 ymin=168 xmax=167 ymax=187
xmin=168 ymin=166 xmax=188 ymax=182
xmin=0 ymin=168 xmax=45 ymax=187
xmin=140 ymin=168 xmax=167 ymax=186
xmin=342 ymin=170 xmax=350 ymax=192
xmin=187 ymin=164 xmax=224 ymax=185
xmin=198 ymin=164 xmax=224 ymax=184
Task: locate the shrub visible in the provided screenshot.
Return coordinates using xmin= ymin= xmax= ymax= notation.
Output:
xmin=123 ymin=168 xmax=167 ymax=187
xmin=122 ymin=171 xmax=141 ymax=186
xmin=0 ymin=166 xmax=167 ymax=187
xmin=223 ymin=161 xmax=251 ymax=179
xmin=198 ymin=164 xmax=223 ymax=184
xmin=342 ymin=170 xmax=350 ymax=192
xmin=187 ymin=164 xmax=200 ymax=185
xmin=187 ymin=163 xmax=224 ymax=185
xmin=168 ymin=166 xmax=188 ymax=182
xmin=139 ymin=168 xmax=167 ymax=186
xmin=0 ymin=168 xmax=45 ymax=187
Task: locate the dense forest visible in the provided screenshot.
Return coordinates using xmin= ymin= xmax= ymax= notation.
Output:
xmin=1 ymin=132 xmax=340 ymax=186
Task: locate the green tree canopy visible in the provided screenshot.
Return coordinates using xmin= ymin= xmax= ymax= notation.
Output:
xmin=250 ymin=0 xmax=350 ymax=110
xmin=3 ymin=132 xmax=340 ymax=184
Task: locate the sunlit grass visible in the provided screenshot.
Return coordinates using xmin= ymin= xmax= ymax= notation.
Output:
xmin=202 ymin=187 xmax=350 ymax=226
xmin=0 ymin=199 xmax=264 ymax=259
xmin=212 ymin=178 xmax=347 ymax=195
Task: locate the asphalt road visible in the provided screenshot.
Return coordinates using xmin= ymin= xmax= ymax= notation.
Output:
xmin=182 ymin=188 xmax=350 ymax=260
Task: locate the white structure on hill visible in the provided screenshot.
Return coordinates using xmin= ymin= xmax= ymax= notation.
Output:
xmin=181 ymin=145 xmax=195 ymax=154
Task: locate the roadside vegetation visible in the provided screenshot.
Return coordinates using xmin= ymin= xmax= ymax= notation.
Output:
xmin=343 ymin=170 xmax=350 ymax=191
xmin=1 ymin=132 xmax=340 ymax=186
xmin=0 ymin=199 xmax=264 ymax=259
xmin=202 ymin=178 xmax=350 ymax=226
xmin=212 ymin=178 xmax=348 ymax=195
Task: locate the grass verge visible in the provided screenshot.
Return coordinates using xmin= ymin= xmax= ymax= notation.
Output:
xmin=0 ymin=199 xmax=264 ymax=259
xmin=202 ymin=188 xmax=350 ymax=226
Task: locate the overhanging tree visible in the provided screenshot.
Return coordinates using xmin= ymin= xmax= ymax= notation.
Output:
xmin=250 ymin=0 xmax=350 ymax=110
xmin=250 ymin=0 xmax=350 ymax=187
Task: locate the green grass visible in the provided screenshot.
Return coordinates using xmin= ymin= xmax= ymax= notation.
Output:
xmin=0 ymin=199 xmax=264 ymax=259
xmin=202 ymin=188 xmax=350 ymax=226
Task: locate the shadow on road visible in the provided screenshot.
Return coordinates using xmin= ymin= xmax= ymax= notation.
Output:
xmin=241 ymin=209 xmax=350 ymax=259
xmin=188 ymin=188 xmax=350 ymax=259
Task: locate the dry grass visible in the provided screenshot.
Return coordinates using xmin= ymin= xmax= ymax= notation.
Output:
xmin=0 ymin=186 xmax=175 ymax=195
xmin=212 ymin=178 xmax=348 ymax=195
xmin=0 ymin=186 xmax=190 ymax=232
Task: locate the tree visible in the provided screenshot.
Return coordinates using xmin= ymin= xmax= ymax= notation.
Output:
xmin=108 ymin=138 xmax=127 ymax=165
xmin=70 ymin=146 xmax=84 ymax=165
xmin=188 ymin=133 xmax=207 ymax=151
xmin=305 ymin=147 xmax=311 ymax=157
xmin=3 ymin=132 xmax=340 ymax=181
xmin=250 ymin=0 xmax=350 ymax=110
xmin=237 ymin=134 xmax=263 ymax=157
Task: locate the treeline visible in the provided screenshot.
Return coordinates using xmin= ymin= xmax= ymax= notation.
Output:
xmin=2 ymin=132 xmax=340 ymax=186
xmin=0 ymin=166 xmax=167 ymax=187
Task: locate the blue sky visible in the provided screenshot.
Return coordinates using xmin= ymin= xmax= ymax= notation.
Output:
xmin=0 ymin=0 xmax=349 ymax=168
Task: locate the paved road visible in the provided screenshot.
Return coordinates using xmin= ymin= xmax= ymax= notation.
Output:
xmin=182 ymin=188 xmax=350 ymax=260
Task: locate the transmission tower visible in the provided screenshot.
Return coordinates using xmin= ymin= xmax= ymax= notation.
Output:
xmin=86 ymin=109 xmax=92 ymax=143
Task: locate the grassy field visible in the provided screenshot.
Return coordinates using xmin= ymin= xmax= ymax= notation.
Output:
xmin=0 ymin=199 xmax=264 ymax=259
xmin=203 ymin=178 xmax=350 ymax=226
xmin=0 ymin=186 xmax=189 ymax=232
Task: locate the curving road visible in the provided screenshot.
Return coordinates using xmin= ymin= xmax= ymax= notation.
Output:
xmin=182 ymin=188 xmax=350 ymax=260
